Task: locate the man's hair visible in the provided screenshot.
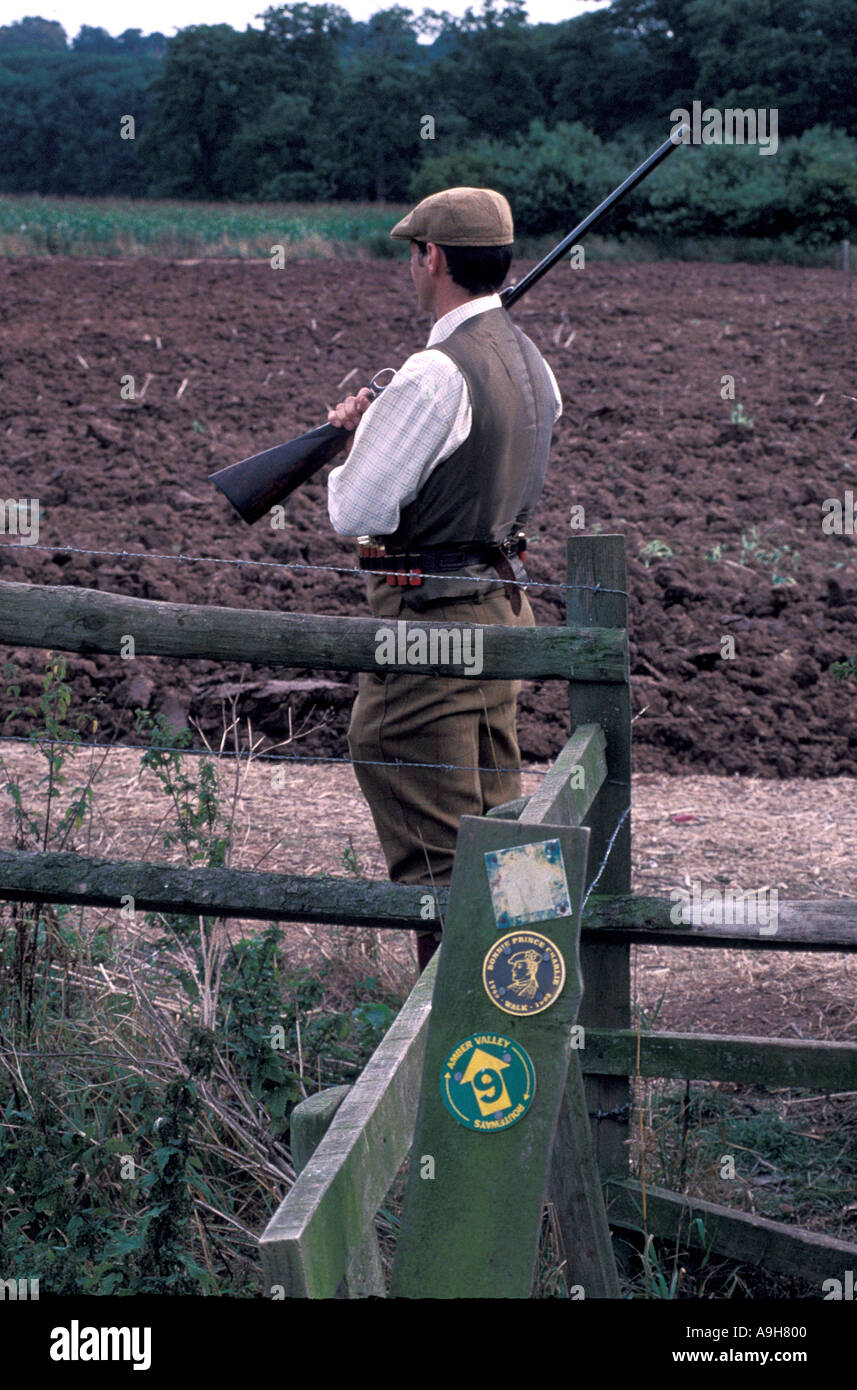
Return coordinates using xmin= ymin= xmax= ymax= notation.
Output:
xmin=415 ymin=240 xmax=512 ymax=294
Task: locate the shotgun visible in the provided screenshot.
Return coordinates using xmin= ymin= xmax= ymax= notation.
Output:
xmin=209 ymin=126 xmax=688 ymax=525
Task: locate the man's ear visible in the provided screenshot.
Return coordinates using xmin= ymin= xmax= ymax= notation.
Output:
xmin=427 ymin=242 xmax=449 ymax=277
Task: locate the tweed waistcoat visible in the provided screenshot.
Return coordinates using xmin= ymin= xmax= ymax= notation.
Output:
xmin=385 ymin=306 xmax=556 ymax=606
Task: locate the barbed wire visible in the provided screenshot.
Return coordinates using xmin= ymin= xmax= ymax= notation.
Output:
xmin=0 ymin=540 xmax=629 ymax=599
xmin=0 ymin=730 xmax=633 ymax=790
xmin=0 ymin=730 xmax=548 ymax=779
xmin=582 ymin=804 xmax=631 ymax=908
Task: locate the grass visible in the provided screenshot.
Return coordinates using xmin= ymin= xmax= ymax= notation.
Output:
xmin=0 ymin=195 xmax=846 ymax=265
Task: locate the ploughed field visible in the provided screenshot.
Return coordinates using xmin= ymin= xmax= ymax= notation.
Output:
xmin=1 ymin=256 xmax=855 ymax=777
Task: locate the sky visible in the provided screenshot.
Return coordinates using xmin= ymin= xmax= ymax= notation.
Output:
xmin=0 ymin=0 xmax=609 ymax=41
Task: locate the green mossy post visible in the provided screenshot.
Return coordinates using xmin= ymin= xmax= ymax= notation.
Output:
xmin=259 ymin=956 xmax=437 ymax=1298
xmin=289 ymin=1086 xmax=385 ymax=1298
xmin=391 ymin=817 xmax=591 ymax=1299
xmin=518 ymin=722 xmax=620 ymax=1295
xmin=566 ymin=535 xmax=632 ymax=1183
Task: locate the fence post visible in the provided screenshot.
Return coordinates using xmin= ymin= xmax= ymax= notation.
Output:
xmin=565 ymin=535 xmax=632 ymax=1181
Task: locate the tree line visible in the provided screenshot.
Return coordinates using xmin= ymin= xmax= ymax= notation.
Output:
xmin=1 ymin=1 xmax=856 ymax=242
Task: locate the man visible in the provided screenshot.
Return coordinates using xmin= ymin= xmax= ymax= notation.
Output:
xmin=326 ymin=187 xmax=561 ymax=971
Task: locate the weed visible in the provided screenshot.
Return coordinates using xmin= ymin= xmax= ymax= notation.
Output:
xmin=638 ymin=538 xmax=676 ymax=567
xmin=0 ymin=657 xmax=401 ymax=1294
xmin=739 ymin=525 xmax=800 ymax=585
xmin=341 ymin=835 xmax=364 ymax=877
xmin=828 ymin=656 xmax=857 ymax=683
xmin=706 ymin=526 xmax=800 ymax=586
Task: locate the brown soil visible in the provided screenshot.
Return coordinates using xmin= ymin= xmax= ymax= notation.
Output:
xmin=1 ymin=257 xmax=856 ymax=775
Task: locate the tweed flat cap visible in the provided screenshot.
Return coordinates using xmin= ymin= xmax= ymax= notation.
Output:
xmin=389 ymin=187 xmax=514 ymax=246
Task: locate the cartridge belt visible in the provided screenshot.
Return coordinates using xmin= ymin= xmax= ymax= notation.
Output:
xmin=357 ymin=534 xmax=527 ymax=613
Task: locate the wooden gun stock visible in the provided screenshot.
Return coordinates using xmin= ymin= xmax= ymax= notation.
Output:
xmin=209 ymin=421 xmax=350 ymax=525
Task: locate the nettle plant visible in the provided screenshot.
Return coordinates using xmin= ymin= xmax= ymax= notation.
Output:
xmin=1 ymin=654 xmax=99 ymax=855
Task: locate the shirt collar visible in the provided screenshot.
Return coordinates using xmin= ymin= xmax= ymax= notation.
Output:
xmin=427 ymin=293 xmax=501 ymax=347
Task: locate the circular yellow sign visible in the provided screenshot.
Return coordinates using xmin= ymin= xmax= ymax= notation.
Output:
xmin=482 ymin=931 xmax=566 ymax=1016
xmin=441 ymin=1034 xmax=536 ymax=1131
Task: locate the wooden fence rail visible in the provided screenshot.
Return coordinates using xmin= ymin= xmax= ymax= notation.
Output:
xmin=2 ymin=849 xmax=855 ymax=949
xmin=0 ymin=578 xmax=627 ymax=681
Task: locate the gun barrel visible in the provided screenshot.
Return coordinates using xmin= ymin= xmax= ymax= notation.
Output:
xmin=211 ymin=127 xmax=688 ymax=525
xmin=500 ymin=126 xmax=688 ymax=310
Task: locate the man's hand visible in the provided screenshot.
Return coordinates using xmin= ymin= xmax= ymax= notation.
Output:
xmin=328 ymin=387 xmax=374 ymax=456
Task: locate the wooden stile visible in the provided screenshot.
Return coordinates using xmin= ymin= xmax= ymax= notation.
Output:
xmin=391 ymin=812 xmax=618 ymax=1298
xmin=2 ymin=531 xmax=857 ymax=1295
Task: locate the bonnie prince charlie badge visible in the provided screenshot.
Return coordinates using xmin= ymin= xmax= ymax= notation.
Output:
xmin=482 ymin=931 xmax=566 ymax=1016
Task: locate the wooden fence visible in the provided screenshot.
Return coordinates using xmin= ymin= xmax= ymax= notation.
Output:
xmin=1 ymin=533 xmax=856 ymax=1297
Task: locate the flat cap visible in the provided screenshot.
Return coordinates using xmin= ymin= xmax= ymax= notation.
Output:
xmin=389 ymin=187 xmax=513 ymax=247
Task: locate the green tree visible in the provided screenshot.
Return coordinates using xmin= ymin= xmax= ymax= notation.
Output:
xmin=217 ymin=89 xmax=323 ymax=200
xmin=210 ymin=4 xmax=356 ymax=200
xmin=0 ymin=15 xmax=67 ymax=51
xmin=683 ymin=0 xmax=857 ymax=139
xmin=340 ymin=3 xmax=423 ymax=63
xmin=427 ymin=0 xmax=546 ymax=140
xmin=0 ymin=50 xmax=156 ymax=195
xmin=140 ymin=25 xmax=282 ymax=198
xmin=337 ymin=55 xmax=424 ymax=201
xmin=324 ymin=10 xmax=429 ymax=201
xmin=260 ymin=2 xmax=352 ymax=111
xmin=781 ymin=125 xmax=857 ymax=244
xmin=71 ymin=26 xmax=118 ymax=53
xmin=411 ymin=119 xmax=627 ymax=235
